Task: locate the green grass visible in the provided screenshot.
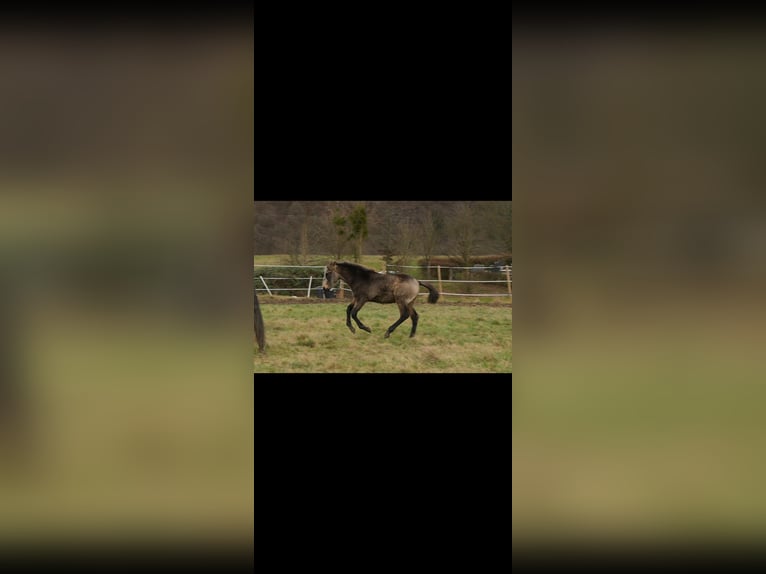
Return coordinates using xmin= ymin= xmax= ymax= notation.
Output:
xmin=253 ymin=299 xmax=511 ymax=373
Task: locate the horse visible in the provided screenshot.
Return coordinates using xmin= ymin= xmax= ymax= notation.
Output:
xmin=254 ymin=290 xmax=265 ymax=351
xmin=322 ymin=261 xmax=440 ymax=338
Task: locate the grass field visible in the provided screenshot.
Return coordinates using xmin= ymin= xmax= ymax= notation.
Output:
xmin=253 ymin=298 xmax=511 ymax=373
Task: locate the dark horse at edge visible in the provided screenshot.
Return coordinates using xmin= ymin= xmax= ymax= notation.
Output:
xmin=254 ymin=291 xmax=265 ymax=351
xmin=323 ymin=261 xmax=440 ymax=338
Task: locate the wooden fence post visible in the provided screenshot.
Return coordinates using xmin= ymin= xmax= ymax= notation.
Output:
xmin=505 ymin=266 xmax=512 ymax=296
xmin=307 ymin=275 xmax=313 ymax=298
xmin=259 ymin=276 xmax=272 ymax=296
xmin=437 ymin=265 xmax=443 ymax=294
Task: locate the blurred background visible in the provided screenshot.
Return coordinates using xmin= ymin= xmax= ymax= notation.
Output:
xmin=513 ymin=24 xmax=766 ymax=546
xmin=0 ymin=20 xmax=253 ymax=549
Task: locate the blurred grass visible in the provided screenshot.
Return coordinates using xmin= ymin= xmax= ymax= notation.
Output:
xmin=0 ymin=300 xmax=253 ymax=542
xmin=0 ymin=24 xmax=253 ymax=546
xmin=513 ymin=308 xmax=766 ymax=544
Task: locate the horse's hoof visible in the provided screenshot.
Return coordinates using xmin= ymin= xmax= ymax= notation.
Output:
xmin=384 ymin=331 xmax=391 ymax=339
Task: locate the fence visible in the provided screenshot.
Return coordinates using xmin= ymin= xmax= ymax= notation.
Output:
xmin=254 ymin=263 xmax=512 ymax=298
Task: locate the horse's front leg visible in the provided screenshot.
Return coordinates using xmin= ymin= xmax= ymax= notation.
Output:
xmin=346 ymin=302 xmax=356 ymax=334
xmin=351 ymin=301 xmax=372 ymax=333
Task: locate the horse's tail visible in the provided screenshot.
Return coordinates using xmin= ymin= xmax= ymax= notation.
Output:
xmin=418 ymin=281 xmax=440 ymax=304
xmin=254 ymin=291 xmax=265 ymax=351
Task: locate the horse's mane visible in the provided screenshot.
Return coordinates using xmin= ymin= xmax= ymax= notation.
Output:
xmin=336 ymin=261 xmax=373 ymax=272
xmin=335 ymin=261 xmax=378 ymax=280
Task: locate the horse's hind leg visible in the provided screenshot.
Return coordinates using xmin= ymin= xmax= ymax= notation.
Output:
xmin=351 ymin=301 xmax=372 ymax=333
xmin=408 ymin=305 xmax=419 ymax=338
xmin=384 ymin=301 xmax=410 ymax=339
xmin=346 ymin=302 xmax=356 ymax=334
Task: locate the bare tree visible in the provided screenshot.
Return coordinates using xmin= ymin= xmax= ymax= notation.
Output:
xmin=476 ymin=201 xmax=512 ymax=257
xmin=448 ymin=202 xmax=479 ymax=266
xmin=371 ymin=202 xmax=400 ymax=265
xmin=254 ymin=201 xmax=288 ymax=254
xmin=253 ymin=200 xmax=506 ymax=262
xmin=330 ymin=203 xmax=351 ymax=261
xmin=417 ymin=206 xmax=440 ymax=267
xmin=503 ymin=201 xmax=512 ymax=255
xmin=282 ymin=202 xmax=313 ymax=264
xmin=394 ymin=219 xmax=417 ymax=265
xmin=348 ymin=204 xmax=368 ymax=262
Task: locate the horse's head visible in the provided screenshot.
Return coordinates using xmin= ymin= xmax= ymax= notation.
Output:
xmin=322 ymin=261 xmax=339 ymax=290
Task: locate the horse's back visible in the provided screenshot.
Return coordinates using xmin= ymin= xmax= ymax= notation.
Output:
xmin=361 ymin=273 xmax=417 ymax=304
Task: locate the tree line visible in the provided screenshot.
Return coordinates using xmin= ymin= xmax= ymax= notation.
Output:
xmin=253 ymin=201 xmax=511 ymax=266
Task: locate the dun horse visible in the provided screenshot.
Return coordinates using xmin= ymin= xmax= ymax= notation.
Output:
xmin=323 ymin=261 xmax=440 ymax=338
xmin=254 ymin=291 xmax=265 ymax=351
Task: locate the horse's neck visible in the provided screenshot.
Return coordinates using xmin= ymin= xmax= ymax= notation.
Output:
xmin=339 ymin=267 xmax=367 ymax=287
xmin=339 ymin=271 xmax=357 ymax=287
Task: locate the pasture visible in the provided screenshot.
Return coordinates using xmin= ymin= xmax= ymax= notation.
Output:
xmin=252 ymin=297 xmax=512 ymax=373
